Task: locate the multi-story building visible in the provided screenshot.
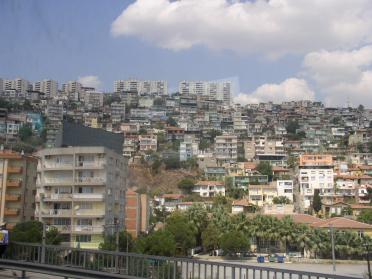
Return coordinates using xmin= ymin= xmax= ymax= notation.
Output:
xmin=35 ymin=146 xmax=127 ymax=249
xmin=179 ymin=135 xmax=199 ymax=161
xmin=179 ymin=80 xmax=232 ymax=106
xmin=46 ymin=102 xmax=64 ymax=148
xmin=276 ymin=180 xmax=294 ymax=202
xmin=3 ymin=78 xmax=32 ymax=93
xmin=83 ymin=91 xmax=104 ymax=110
xmin=138 ymin=134 xmax=157 ymax=152
xmin=114 ymin=80 xmax=167 ymax=96
xmin=298 ymin=155 xmax=334 ymax=209
xmin=215 ymin=134 xmax=237 ymax=165
xmin=0 ymin=150 xmax=37 ymax=229
xmin=34 ymin=80 xmax=58 ymax=98
xmin=0 ymin=78 xmax=3 ymax=93
xmin=248 ymin=184 xmax=278 ymax=206
xmin=62 ymin=81 xmax=82 ymax=95
xmin=125 ymin=190 xmax=149 ymax=238
xmin=193 ymin=181 xmax=225 ymax=197
xmin=110 ymin=102 xmax=126 ymax=124
xmin=244 ymin=136 xmax=286 ymax=165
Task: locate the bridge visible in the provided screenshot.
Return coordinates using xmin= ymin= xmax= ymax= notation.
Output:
xmin=0 ymin=242 xmax=364 ymax=279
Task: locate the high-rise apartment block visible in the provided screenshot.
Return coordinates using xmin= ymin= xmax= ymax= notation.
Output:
xmin=110 ymin=102 xmax=126 ymax=124
xmin=298 ymin=154 xmax=334 ymax=209
xmin=215 ymin=134 xmax=238 ymax=165
xmin=83 ymin=91 xmax=104 ymax=109
xmin=36 ymin=146 xmax=127 ymax=249
xmin=0 ymin=150 xmax=37 ymax=229
xmin=2 ymin=78 xmax=32 ymax=93
xmin=34 ymin=80 xmax=58 ymax=98
xmin=114 ymin=79 xmax=167 ymax=95
xmin=179 ymin=80 xmax=232 ymax=106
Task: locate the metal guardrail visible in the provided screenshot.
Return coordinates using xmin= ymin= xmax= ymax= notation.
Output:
xmin=1 ymin=242 xmax=363 ymax=279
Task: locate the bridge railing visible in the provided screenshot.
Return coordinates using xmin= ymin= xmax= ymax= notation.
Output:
xmin=2 ymin=242 xmax=362 ymax=279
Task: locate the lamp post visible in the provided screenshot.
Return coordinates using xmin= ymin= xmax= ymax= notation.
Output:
xmin=329 ymin=224 xmax=336 ymax=272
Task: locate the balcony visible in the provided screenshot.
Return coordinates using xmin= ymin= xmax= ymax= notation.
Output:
xmin=7 ymin=167 xmax=22 ymax=174
xmin=76 ymin=161 xmax=105 ymax=169
xmin=6 ymin=180 xmax=21 ymax=187
xmin=5 ymin=194 xmax=21 ymax=202
xmin=4 ymin=208 xmax=19 ymax=216
xmin=75 ymin=177 xmax=105 ymax=185
xmin=44 ymin=178 xmax=74 ymax=185
xmin=43 ymin=163 xmax=74 ymax=170
xmin=72 ymin=193 xmax=105 ymax=200
xmin=44 ymin=193 xmax=73 ymax=201
xmin=44 ymin=209 xmax=72 ymax=217
xmin=51 ymin=225 xmax=71 ymax=233
xmin=74 ymin=209 xmax=105 ymax=217
xmin=73 ymin=226 xmax=104 ymax=234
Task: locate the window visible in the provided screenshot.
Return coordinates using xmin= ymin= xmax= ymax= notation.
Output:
xmin=53 ymin=219 xmax=71 ymax=225
xmin=77 ymin=202 xmax=93 ymax=210
xmin=76 ymin=235 xmax=91 ymax=242
xmin=77 ymin=219 xmax=92 ymax=226
xmin=78 ymin=187 xmax=93 ymax=193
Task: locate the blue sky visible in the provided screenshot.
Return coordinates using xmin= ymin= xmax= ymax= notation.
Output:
xmin=1 ymin=0 xmax=372 ymax=107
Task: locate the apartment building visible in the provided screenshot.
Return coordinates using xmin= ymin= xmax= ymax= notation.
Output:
xmin=298 ymin=155 xmax=334 ymax=209
xmin=179 ymin=80 xmax=232 ymax=106
xmin=248 ymin=184 xmax=278 ymax=206
xmin=0 ymin=150 xmax=37 ymax=229
xmin=3 ymin=78 xmax=32 ymax=93
xmin=193 ymin=181 xmax=225 ymax=197
xmin=62 ymin=81 xmax=82 ymax=94
xmin=244 ymin=136 xmax=286 ymax=165
xmin=215 ymin=134 xmax=237 ymax=165
xmin=276 ymin=180 xmax=294 ymax=202
xmin=45 ymin=102 xmax=64 ymax=148
xmin=34 ymin=80 xmax=58 ymax=98
xmin=138 ymin=134 xmax=157 ymax=152
xmin=110 ymin=102 xmax=126 ymax=124
xmin=114 ymin=80 xmax=167 ymax=96
xmin=36 ymin=147 xmax=127 ymax=249
xmin=179 ymin=135 xmax=199 ymax=161
xmin=83 ymin=91 xmax=104 ymax=109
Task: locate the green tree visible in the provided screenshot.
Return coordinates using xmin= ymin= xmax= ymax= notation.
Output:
xmin=357 ymin=210 xmax=372 ymax=224
xmin=22 ymin=99 xmax=33 ymax=111
xmin=186 ymin=204 xmax=209 ymax=245
xmin=208 ymin=129 xmax=222 ymax=143
xmin=154 ymin=98 xmax=165 ymax=106
xmin=163 ymin=156 xmax=180 ymax=169
xmin=201 ymin=223 xmax=220 ymax=251
xmin=312 ymin=189 xmax=322 ymax=213
xmin=10 ymin=221 xmax=62 ymax=245
xmin=139 ymin=128 xmax=147 ymax=135
xmin=99 ymin=231 xmax=134 ymax=252
xmin=286 ymin=120 xmax=299 ymax=134
xmin=177 ymin=178 xmax=195 ymax=194
xmin=220 ymin=231 xmax=250 ymax=256
xmin=167 ymin=117 xmax=178 ymax=127
xmin=165 ymin=212 xmax=196 ymax=256
xmin=256 ymin=161 xmax=273 ymax=181
xmin=135 ymin=230 xmax=176 ymax=256
xmin=151 ymin=158 xmax=162 ymax=174
xmin=272 ymin=196 xmax=291 ymax=204
xmin=357 ymin=143 xmax=365 ymax=153
xmin=199 ymin=139 xmax=210 ymax=151
xmin=368 ymin=141 xmax=372 ymax=153
xmin=18 ymin=124 xmax=33 ymax=141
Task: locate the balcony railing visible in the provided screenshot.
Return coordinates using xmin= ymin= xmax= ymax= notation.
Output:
xmin=72 ymin=193 xmax=105 ymax=200
xmin=73 ymin=226 xmax=104 ymax=233
xmin=4 ymin=208 xmax=19 ymax=216
xmin=75 ymin=177 xmax=105 ymax=184
xmin=44 ymin=193 xmax=73 ymax=200
xmin=6 ymin=180 xmax=21 ymax=187
xmin=7 ymin=166 xmax=22 ymax=173
xmin=44 ymin=178 xmax=74 ymax=185
xmin=43 ymin=163 xmax=74 ymax=169
xmin=74 ymin=209 xmax=105 ymax=216
xmin=76 ymin=161 xmax=105 ymax=168
xmin=44 ymin=209 xmax=72 ymax=216
xmin=5 ymin=194 xmax=21 ymax=202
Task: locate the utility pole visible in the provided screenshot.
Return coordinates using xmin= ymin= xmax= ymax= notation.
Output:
xmin=330 ymin=224 xmax=336 ymax=272
xmin=366 ymin=243 xmax=372 ymax=279
xmin=41 ymin=223 xmax=46 ymax=264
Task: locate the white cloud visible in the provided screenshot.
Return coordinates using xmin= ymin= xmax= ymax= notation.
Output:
xmin=111 ymin=0 xmax=372 ymax=57
xmin=78 ymin=75 xmax=102 ymax=90
xmin=303 ymin=46 xmax=372 ymax=107
xmin=234 ymin=78 xmax=315 ymax=104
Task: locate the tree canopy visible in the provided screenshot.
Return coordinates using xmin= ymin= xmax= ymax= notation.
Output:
xmin=10 ymin=221 xmax=62 ymax=245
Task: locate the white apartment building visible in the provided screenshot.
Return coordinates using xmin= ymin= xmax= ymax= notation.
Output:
xmin=298 ymin=155 xmax=334 ymax=209
xmin=276 ymin=180 xmax=294 ymax=202
xmin=138 ymin=134 xmax=157 ymax=152
xmin=62 ymin=81 xmax=82 ymax=94
xmin=193 ymin=181 xmax=225 ymax=197
xmin=83 ymin=91 xmax=104 ymax=109
xmin=110 ymin=102 xmax=126 ymax=124
xmin=3 ymin=78 xmax=31 ymax=93
xmin=34 ymin=80 xmax=58 ymax=98
xmin=179 ymin=80 xmax=232 ymax=106
xmin=0 ymin=78 xmax=3 ymax=92
xmin=114 ymin=80 xmax=168 ymax=95
xmin=215 ymin=134 xmax=238 ymax=165
xmin=180 ymin=135 xmax=199 ymax=161
xmin=36 ymin=147 xmax=127 ymax=249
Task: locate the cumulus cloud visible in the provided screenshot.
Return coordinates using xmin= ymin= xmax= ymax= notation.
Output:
xmin=78 ymin=75 xmax=102 ymax=90
xmin=303 ymin=46 xmax=372 ymax=106
xmin=234 ymin=78 xmax=315 ymax=104
xmin=111 ymin=0 xmax=372 ymax=57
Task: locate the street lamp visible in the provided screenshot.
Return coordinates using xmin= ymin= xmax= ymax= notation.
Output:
xmin=364 ymin=242 xmax=372 ymax=279
xmin=329 ymin=224 xmax=336 ymax=272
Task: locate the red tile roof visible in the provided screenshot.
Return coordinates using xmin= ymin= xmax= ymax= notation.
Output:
xmin=232 ymin=199 xmax=253 ymax=207
xmin=267 ymin=214 xmax=321 ymax=225
xmin=311 ymin=217 xmax=372 ymax=230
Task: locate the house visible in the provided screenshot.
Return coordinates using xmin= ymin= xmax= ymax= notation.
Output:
xmin=154 ymin=194 xmax=184 ymax=212
xmin=231 ymin=199 xmax=256 ymax=214
xmin=193 ymin=181 xmax=225 ymax=197
xmin=262 ymin=204 xmax=294 ymax=215
xmin=276 ymin=180 xmax=294 ymax=202
xmin=321 ymin=202 xmax=351 ymax=218
xmin=311 ymin=217 xmax=372 ymax=237
xmin=248 ymin=184 xmax=278 ymax=206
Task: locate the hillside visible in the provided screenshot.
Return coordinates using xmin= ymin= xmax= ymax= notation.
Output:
xmin=127 ymin=165 xmax=199 ymax=195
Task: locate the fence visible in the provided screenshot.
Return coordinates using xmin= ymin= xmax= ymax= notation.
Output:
xmin=2 ymin=242 xmax=362 ymax=279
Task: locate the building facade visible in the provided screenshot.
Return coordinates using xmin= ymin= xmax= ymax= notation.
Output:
xmin=114 ymin=80 xmax=167 ymax=96
xmin=35 ymin=147 xmax=127 ymax=249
